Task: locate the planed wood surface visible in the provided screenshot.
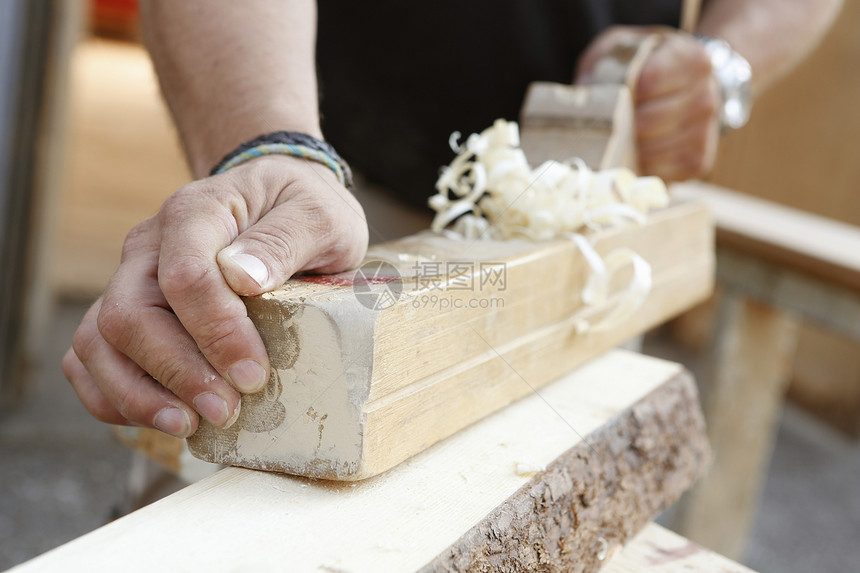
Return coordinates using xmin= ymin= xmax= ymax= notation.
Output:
xmin=187 ymin=200 xmax=714 ymax=480
xmin=13 ymin=350 xmax=711 ymax=573
xmin=601 ymin=523 xmax=756 ymax=573
xmin=672 ymin=181 xmax=860 ymax=292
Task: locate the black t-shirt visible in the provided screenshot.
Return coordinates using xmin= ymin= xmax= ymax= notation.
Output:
xmin=317 ymin=1 xmax=683 ymax=209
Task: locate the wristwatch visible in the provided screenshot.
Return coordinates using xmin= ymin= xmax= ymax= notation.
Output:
xmin=696 ymin=36 xmax=753 ymax=131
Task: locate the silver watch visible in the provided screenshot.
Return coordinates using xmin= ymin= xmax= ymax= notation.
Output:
xmin=696 ymin=36 xmax=753 ymax=131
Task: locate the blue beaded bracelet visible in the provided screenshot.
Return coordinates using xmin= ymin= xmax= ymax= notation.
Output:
xmin=209 ymin=131 xmax=354 ymax=190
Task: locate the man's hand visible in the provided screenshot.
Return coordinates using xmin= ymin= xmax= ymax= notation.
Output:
xmin=576 ymin=26 xmax=721 ymax=182
xmin=63 ymin=156 xmax=368 ymax=437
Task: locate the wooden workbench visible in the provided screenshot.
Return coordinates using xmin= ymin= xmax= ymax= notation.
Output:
xmin=12 ymin=350 xmax=712 ymax=573
xmin=670 ymin=181 xmax=860 ymax=560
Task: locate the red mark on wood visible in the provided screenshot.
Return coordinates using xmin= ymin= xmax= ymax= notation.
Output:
xmin=293 ymin=274 xmax=399 ymax=287
xmin=294 ymin=274 xmax=356 ymax=287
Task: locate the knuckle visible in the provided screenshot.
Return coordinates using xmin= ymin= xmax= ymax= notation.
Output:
xmin=113 ymin=383 xmax=139 ymax=420
xmin=121 ymin=219 xmax=157 ymax=262
xmin=96 ymin=298 xmax=136 ymax=351
xmin=162 ymin=180 xmax=242 ymax=224
xmin=159 ymin=256 xmax=215 ymax=300
xmin=161 ymin=183 xmax=202 ymax=214
xmin=61 ymin=349 xmax=82 ymax=383
xmin=71 ymin=321 xmax=100 ymax=364
xmin=159 ymin=184 xmax=218 ymax=228
xmin=151 ymin=356 xmax=192 ymax=397
xmin=60 ymin=348 xmax=87 ymax=388
xmin=194 ymin=315 xmax=246 ymax=361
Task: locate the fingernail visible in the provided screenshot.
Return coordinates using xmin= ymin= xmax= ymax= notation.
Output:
xmin=153 ymin=407 xmax=192 ymax=438
xmin=228 ymin=252 xmax=268 ymax=288
xmin=228 ymin=359 xmax=267 ymax=393
xmin=224 ymin=399 xmax=241 ymax=429
xmin=193 ymin=392 xmax=230 ymax=427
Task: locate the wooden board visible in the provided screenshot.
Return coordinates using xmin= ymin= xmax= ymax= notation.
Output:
xmin=602 ymin=523 xmax=756 ymax=573
xmin=12 ymin=350 xmax=711 ymax=573
xmin=672 ymin=181 xmax=860 ymax=291
xmin=187 ymin=200 xmax=714 ymax=480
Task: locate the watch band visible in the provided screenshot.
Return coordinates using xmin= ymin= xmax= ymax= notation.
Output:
xmin=696 ymin=36 xmax=754 ymax=131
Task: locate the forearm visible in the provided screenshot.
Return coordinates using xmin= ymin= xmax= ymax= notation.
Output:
xmin=697 ymin=0 xmax=842 ymax=93
xmin=140 ymin=0 xmax=321 ymax=179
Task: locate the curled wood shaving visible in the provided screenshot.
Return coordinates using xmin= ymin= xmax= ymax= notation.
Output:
xmin=429 ymin=119 xmax=669 ymax=332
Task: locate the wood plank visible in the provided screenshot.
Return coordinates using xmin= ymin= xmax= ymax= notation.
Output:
xmin=716 ymin=247 xmax=860 ymax=341
xmin=187 ymin=201 xmax=714 ymax=480
xmin=12 ymin=350 xmax=711 ymax=573
xmin=675 ymin=294 xmax=799 ymax=560
xmin=672 ymin=181 xmax=860 ymax=291
xmin=602 ymin=523 xmax=756 ymax=573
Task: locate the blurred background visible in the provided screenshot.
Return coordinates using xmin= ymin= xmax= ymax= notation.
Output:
xmin=0 ymin=0 xmax=858 ymax=570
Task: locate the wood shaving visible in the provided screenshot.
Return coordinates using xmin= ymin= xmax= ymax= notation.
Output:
xmin=430 ymin=119 xmax=669 ymax=332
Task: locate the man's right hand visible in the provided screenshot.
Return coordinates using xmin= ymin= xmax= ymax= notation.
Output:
xmin=576 ymin=26 xmax=721 ymax=182
xmin=63 ymin=155 xmax=368 ymax=437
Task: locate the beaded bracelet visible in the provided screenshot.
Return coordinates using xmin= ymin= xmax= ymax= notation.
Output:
xmin=209 ymin=131 xmax=354 ymax=190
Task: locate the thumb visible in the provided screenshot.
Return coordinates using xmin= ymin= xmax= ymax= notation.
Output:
xmin=216 ymin=208 xmax=311 ymax=296
xmin=216 ymin=201 xmax=366 ymax=296
xmin=217 ymin=243 xmax=274 ymax=296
